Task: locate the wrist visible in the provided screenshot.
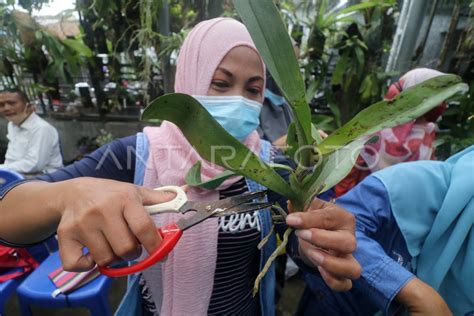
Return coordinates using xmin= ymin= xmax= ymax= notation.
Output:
xmin=395 ymin=278 xmax=451 ymax=313
xmin=396 ymin=281 xmax=424 ymax=308
xmin=48 ymin=180 xmax=72 ymax=219
xmin=0 ymin=180 xmax=64 ymax=244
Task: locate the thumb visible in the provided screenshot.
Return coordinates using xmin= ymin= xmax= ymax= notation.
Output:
xmin=138 ymin=186 xmax=177 ymax=206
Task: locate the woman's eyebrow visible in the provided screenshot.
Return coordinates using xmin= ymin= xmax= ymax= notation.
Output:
xmin=215 ymin=67 xmax=233 ymax=78
xmin=248 ymin=76 xmax=264 ymax=83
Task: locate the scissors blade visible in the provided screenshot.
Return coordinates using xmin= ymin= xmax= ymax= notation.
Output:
xmin=176 ymin=191 xmax=270 ymax=230
xmin=214 ymin=201 xmax=273 ymax=217
xmin=219 ymin=191 xmax=268 ymax=208
xmin=176 ymin=208 xmax=216 ymax=230
xmin=177 ymin=190 xmax=268 ymax=214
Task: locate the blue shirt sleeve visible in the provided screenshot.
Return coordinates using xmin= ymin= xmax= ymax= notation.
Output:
xmin=38 ymin=135 xmax=137 ymax=183
xmin=337 ymin=175 xmax=415 ymax=315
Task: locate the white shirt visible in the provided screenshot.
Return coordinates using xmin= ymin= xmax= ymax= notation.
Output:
xmin=0 ymin=113 xmax=63 ymax=174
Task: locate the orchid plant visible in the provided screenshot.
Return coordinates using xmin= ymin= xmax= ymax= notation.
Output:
xmin=141 ymin=0 xmax=468 ymax=294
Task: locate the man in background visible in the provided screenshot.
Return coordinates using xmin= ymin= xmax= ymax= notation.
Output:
xmin=0 ymin=88 xmax=63 ymax=174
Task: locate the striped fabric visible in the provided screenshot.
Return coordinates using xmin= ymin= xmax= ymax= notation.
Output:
xmin=207 ymin=178 xmax=261 ymax=315
xmin=140 ymin=178 xmax=262 ymax=316
xmin=48 ymin=265 xmax=100 ymax=297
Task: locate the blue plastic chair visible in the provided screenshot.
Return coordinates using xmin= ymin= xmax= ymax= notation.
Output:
xmin=0 ymin=168 xmax=112 ymax=315
xmin=0 ymin=271 xmax=28 ymax=315
xmin=0 ymin=239 xmax=58 ymax=314
xmin=0 ymin=168 xmax=24 ymax=189
xmin=16 ymin=251 xmax=113 ymax=316
xmin=0 ymin=168 xmax=59 ymax=314
xmin=0 ymin=168 xmax=25 ymax=314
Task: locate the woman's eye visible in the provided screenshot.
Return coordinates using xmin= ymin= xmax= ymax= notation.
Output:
xmin=211 ymin=80 xmax=229 ymax=88
xmin=247 ymin=87 xmax=261 ymax=95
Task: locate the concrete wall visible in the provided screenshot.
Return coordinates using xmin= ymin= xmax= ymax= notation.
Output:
xmin=0 ymin=117 xmax=149 ymax=163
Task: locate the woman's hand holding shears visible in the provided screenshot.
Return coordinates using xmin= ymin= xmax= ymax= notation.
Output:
xmin=99 ymin=186 xmax=271 ymax=277
xmin=56 ymin=178 xmax=177 ymax=272
xmin=55 ymin=178 xmax=270 ymax=275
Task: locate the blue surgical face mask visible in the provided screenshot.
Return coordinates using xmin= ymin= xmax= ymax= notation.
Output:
xmin=264 ymin=89 xmax=286 ymax=107
xmin=193 ymin=95 xmax=262 ymax=141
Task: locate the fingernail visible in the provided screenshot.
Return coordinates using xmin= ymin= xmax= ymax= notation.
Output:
xmin=309 ymin=249 xmax=325 ymax=265
xmin=163 ymin=192 xmax=176 ymax=199
xmin=296 ymin=229 xmax=312 ymax=241
xmin=286 ymin=214 xmax=302 ymax=226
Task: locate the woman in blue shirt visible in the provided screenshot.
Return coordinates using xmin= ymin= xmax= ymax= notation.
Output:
xmin=297 ymin=146 xmax=474 ymax=315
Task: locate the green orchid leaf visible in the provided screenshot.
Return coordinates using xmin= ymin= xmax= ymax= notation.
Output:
xmin=142 ymin=93 xmax=295 ymax=200
xmin=268 ymin=163 xmax=295 ymax=173
xmin=311 ymin=123 xmax=323 ymax=144
xmin=318 ymin=75 xmax=469 ymax=155
xmin=313 ymin=115 xmax=335 ymax=133
xmin=303 ymin=136 xmax=369 ymax=208
xmin=324 ymin=1 xmax=392 ymax=28
xmin=285 ymin=122 xmax=298 ymax=160
xmin=331 ymin=52 xmax=349 ymax=85
xmin=62 ymin=38 xmax=93 ymax=57
xmin=185 ymin=161 xmax=236 ymax=190
xmin=234 ymin=0 xmax=313 ymax=166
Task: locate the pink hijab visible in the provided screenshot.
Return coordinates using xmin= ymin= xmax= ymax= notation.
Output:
xmin=335 ymin=68 xmax=447 ymax=197
xmin=141 ymin=18 xmax=265 ymax=315
xmin=360 ymin=68 xmax=446 ymax=171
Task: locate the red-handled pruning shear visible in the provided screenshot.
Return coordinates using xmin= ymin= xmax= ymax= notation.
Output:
xmin=99 ymin=186 xmax=271 ymax=277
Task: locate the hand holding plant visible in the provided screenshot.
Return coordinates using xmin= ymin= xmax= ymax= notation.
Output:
xmin=287 ymin=198 xmax=360 ymax=292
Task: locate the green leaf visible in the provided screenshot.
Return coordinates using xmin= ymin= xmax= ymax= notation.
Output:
xmin=329 ymin=102 xmax=342 ymax=128
xmin=313 ymin=115 xmax=335 ymax=133
xmin=318 ymin=75 xmax=469 ymax=155
xmin=302 ymin=136 xmax=369 ymax=208
xmin=354 ymin=46 xmax=365 ymax=72
xmin=331 ymin=52 xmax=348 ymax=85
xmin=323 ymin=1 xmax=390 ymax=27
xmin=359 ymin=75 xmax=374 ymax=102
xmin=333 ymin=17 xmax=357 ymax=25
xmin=306 ymin=80 xmax=320 ymax=104
xmin=185 ymin=161 xmax=236 ymax=190
xmin=324 ymin=2 xmax=384 ymax=27
xmin=311 ymin=123 xmax=323 ymax=144
xmin=285 ymin=122 xmax=298 ymax=160
xmin=268 ymin=163 xmax=295 ymax=173
xmin=234 ymin=0 xmax=313 ymax=166
xmin=142 ymin=93 xmax=296 ymax=200
xmin=62 ymin=39 xmax=93 ymax=57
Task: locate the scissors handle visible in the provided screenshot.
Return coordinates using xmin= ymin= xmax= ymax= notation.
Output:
xmin=98 ymin=223 xmax=183 ymax=277
xmin=144 ymin=186 xmax=188 ymax=214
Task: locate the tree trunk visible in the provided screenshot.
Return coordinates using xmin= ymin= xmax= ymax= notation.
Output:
xmin=437 ymin=0 xmax=462 ymax=70
xmin=77 ymin=0 xmax=108 ymax=119
xmin=195 ymin=0 xmax=207 ymax=22
xmin=159 ymin=0 xmax=174 ymax=94
xmin=207 ymin=0 xmax=224 ymax=18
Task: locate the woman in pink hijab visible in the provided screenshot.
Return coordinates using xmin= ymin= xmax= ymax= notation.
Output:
xmin=0 ymin=18 xmax=360 ymax=315
xmin=335 ymin=68 xmax=447 ymax=197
